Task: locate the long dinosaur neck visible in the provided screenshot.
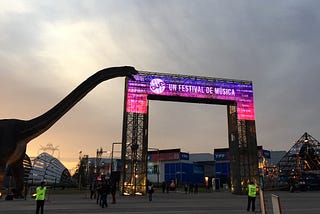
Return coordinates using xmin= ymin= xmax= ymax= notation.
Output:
xmin=20 ymin=67 xmax=133 ymax=141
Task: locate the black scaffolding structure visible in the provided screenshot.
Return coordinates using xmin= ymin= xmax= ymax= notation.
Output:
xmin=121 ymin=112 xmax=148 ymax=195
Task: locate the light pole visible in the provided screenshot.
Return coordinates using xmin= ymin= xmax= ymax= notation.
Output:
xmin=111 ymin=142 xmax=122 ymax=174
xmin=78 ymin=151 xmax=82 ymax=190
xmin=96 ymin=147 xmax=111 ymax=177
xmin=148 ymin=148 xmax=160 ymax=184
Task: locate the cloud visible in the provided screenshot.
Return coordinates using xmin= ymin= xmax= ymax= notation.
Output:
xmin=1 ymin=1 xmax=320 ymax=169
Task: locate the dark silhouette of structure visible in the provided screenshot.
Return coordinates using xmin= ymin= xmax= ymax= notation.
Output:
xmin=278 ymin=132 xmax=320 ymax=190
xmin=0 ymin=66 xmax=137 ymax=197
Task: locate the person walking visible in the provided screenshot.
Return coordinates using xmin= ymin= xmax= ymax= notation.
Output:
xmin=162 ymin=181 xmax=166 ymax=193
xmin=147 ymin=182 xmax=154 ymax=202
xmin=194 ymin=183 xmax=199 ymax=194
xmin=184 ymin=183 xmax=188 ymax=194
xmin=96 ymin=181 xmax=102 ymax=206
xmin=247 ymin=181 xmax=257 ymax=212
xmin=24 ymin=181 xmax=28 ymax=200
xmin=89 ymin=181 xmax=96 ymax=199
xmin=100 ymin=179 xmax=111 ymax=208
xmin=35 ymin=181 xmax=47 ymax=214
xmin=188 ymin=183 xmax=194 ymax=194
xmin=110 ymin=180 xmax=117 ymax=204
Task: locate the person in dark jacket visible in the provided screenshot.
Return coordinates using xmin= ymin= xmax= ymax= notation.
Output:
xmin=111 ymin=180 xmax=117 ymax=204
xmin=100 ymin=180 xmax=111 ymax=208
xmin=96 ymin=181 xmax=102 ymax=205
xmin=147 ymin=182 xmax=154 ymax=202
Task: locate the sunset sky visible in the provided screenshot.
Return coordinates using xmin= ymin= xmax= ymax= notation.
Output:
xmin=1 ymin=1 xmax=319 ymax=170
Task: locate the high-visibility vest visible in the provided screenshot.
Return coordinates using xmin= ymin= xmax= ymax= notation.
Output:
xmin=36 ymin=186 xmax=47 ymax=200
xmin=248 ymin=184 xmax=256 ymax=197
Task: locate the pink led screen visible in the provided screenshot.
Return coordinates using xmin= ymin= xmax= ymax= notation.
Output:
xmin=126 ymin=72 xmax=255 ymax=120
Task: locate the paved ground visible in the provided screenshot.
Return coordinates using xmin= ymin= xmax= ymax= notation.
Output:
xmin=1 ymin=190 xmax=320 ymax=214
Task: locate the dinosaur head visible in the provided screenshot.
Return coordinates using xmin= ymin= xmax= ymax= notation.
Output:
xmin=105 ymin=66 xmax=138 ymax=81
xmin=121 ymin=66 xmax=138 ymax=80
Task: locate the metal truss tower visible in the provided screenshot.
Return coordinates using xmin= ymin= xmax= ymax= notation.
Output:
xmin=121 ymin=112 xmax=148 ymax=195
xmin=228 ymin=104 xmax=259 ymax=193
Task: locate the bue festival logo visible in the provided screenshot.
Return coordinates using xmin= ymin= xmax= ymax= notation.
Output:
xmin=150 ymin=78 xmax=165 ymax=94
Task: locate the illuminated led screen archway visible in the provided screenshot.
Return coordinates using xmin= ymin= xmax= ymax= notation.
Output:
xmin=121 ymin=71 xmax=258 ymax=195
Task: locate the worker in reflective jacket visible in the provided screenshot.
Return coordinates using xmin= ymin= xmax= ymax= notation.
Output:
xmin=247 ymin=181 xmax=257 ymax=212
xmin=36 ymin=181 xmax=47 ymax=214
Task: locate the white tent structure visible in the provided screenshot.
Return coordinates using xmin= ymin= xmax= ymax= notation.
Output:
xmin=28 ymin=152 xmax=71 ymax=185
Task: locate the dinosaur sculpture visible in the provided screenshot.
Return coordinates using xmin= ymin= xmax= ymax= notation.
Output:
xmin=0 ymin=66 xmax=138 ymax=197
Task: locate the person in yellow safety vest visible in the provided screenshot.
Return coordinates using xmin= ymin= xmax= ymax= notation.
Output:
xmin=35 ymin=181 xmax=47 ymax=214
xmin=247 ymin=181 xmax=257 ymax=212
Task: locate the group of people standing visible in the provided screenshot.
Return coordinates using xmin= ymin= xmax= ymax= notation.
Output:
xmin=33 ymin=177 xmax=117 ymax=214
xmin=33 ymin=178 xmax=258 ymax=213
xmin=161 ymin=180 xmax=176 ymax=193
xmin=90 ymin=177 xmax=117 ymax=208
xmin=184 ymin=183 xmax=199 ymax=194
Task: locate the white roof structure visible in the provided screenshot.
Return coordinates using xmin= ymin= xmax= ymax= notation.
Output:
xmin=28 ymin=152 xmax=71 ymax=184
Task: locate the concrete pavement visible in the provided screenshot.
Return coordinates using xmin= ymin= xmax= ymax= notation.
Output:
xmin=1 ymin=189 xmax=320 ymax=213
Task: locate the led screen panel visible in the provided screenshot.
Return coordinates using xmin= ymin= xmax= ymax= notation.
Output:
xmin=126 ymin=72 xmax=255 ymax=120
